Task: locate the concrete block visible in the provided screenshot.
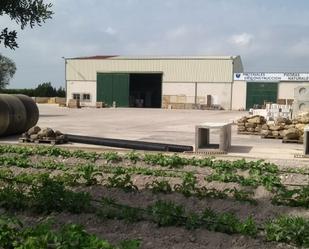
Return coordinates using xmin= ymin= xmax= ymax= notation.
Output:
xmin=176 ymin=95 xmax=186 ymax=103
xmin=197 ymin=96 xmax=206 ymax=104
xmin=304 ymin=126 xmax=309 ymax=155
xmin=195 ymin=122 xmax=231 ymax=152
xmin=172 ymin=103 xmax=185 ymax=109
xmin=163 ymin=95 xmax=170 ymax=104
xmin=186 ymin=96 xmax=195 ymax=103
xmin=170 ymin=95 xmax=177 ymax=103
xmin=185 ymin=103 xmax=194 ymax=109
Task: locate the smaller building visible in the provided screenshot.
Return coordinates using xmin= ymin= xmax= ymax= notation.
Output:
xmin=233 ymin=72 xmax=309 ymax=110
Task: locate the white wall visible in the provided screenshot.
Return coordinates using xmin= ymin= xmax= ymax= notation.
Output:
xmin=232 ymin=81 xmax=246 ymax=110
xmin=162 ymin=82 xmax=195 ymax=103
xmin=163 ymin=82 xmax=233 ymax=109
xmin=67 ymin=81 xmax=96 ymax=106
xmin=197 ymin=82 xmax=232 ymax=110
xmin=278 ymin=82 xmax=309 ymax=99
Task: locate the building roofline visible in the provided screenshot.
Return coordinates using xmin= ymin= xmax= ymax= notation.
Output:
xmin=66 ymin=55 xmax=240 ymax=61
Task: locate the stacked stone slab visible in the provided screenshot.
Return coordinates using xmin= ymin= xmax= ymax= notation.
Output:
xmin=237 ymin=115 xmax=266 ymax=134
xmin=260 ymin=114 xmax=309 ymax=142
xmin=20 ymin=126 xmax=68 ymax=144
xmin=260 ymin=117 xmax=292 ymax=139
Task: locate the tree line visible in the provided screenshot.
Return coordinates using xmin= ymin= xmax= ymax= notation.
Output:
xmin=0 ymin=82 xmax=66 ymax=97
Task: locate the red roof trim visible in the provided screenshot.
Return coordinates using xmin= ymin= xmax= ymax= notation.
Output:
xmin=71 ymin=55 xmax=118 ymax=60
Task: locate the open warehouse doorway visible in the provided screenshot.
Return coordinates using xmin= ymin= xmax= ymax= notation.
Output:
xmin=97 ymin=72 xmax=162 ymax=108
xmin=129 ymin=73 xmax=162 ymax=108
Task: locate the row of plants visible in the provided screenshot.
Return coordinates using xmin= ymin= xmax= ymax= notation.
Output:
xmin=205 ymin=162 xmax=309 ymax=208
xmin=0 ymin=166 xmax=256 ymax=205
xmin=0 ymin=154 xmax=185 ymax=177
xmin=0 ymin=173 xmax=307 ymax=248
xmin=0 ymin=215 xmax=140 ymax=249
xmin=99 ymin=197 xmax=309 ymax=248
xmin=1 ymin=151 xmax=308 ymax=208
xmin=2 ymin=145 xmax=306 ymax=175
xmin=1 ymin=145 xmax=308 ymax=208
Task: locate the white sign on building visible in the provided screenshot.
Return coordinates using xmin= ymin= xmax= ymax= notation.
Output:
xmin=234 ymin=72 xmax=309 ymax=82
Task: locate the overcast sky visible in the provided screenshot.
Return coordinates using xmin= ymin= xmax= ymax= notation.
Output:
xmin=2 ymin=0 xmax=309 ymax=88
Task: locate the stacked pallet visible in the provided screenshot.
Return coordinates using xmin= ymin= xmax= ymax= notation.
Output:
xmin=237 ymin=115 xmax=266 ymax=135
xmin=67 ymin=99 xmax=81 ymax=108
xmin=20 ymin=126 xmax=68 ymax=145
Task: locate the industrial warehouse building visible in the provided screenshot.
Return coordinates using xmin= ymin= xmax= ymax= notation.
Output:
xmin=65 ymin=55 xmax=309 ymax=110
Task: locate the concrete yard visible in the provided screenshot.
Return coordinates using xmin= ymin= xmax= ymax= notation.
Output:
xmin=0 ymin=104 xmax=306 ymax=162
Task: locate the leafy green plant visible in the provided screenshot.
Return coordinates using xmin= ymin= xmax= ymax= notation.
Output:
xmin=102 ymin=152 xmax=122 ymax=163
xmin=148 ymin=200 xmax=186 ymax=226
xmin=29 ymin=176 xmax=91 ymax=214
xmin=196 ymin=187 xmax=229 ymax=199
xmin=106 ymin=173 xmax=138 ymax=192
xmin=100 ymin=198 xmax=143 ymax=223
xmin=146 ymin=180 xmax=172 ymax=194
xmin=265 ymin=216 xmax=309 ymax=247
xmin=0 ymin=215 xmax=141 ymax=249
xmin=76 ymin=164 xmax=102 ymax=186
xmin=174 ymin=173 xmax=197 ymax=197
xmin=0 ymin=184 xmax=28 ymax=210
xmin=125 ymin=151 xmax=141 ymax=164
xmin=230 ymin=188 xmax=257 ymax=205
xmin=143 ymin=153 xmax=188 ymax=168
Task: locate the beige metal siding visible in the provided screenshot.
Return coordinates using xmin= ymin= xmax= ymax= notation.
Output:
xmin=66 ymin=57 xmax=236 ymax=83
xmin=233 ymin=56 xmax=244 ymax=73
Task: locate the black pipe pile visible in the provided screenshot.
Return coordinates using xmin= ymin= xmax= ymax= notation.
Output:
xmin=66 ymin=134 xmax=193 ymax=152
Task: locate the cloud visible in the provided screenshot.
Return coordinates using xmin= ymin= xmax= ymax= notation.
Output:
xmin=229 ymin=33 xmax=254 ymax=47
xmin=166 ymin=26 xmax=189 ymax=40
xmin=105 ymin=27 xmax=117 ymax=35
xmin=3 ymin=0 xmax=309 ymax=88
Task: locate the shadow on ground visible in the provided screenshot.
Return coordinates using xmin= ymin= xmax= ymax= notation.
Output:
xmin=0 ymin=135 xmax=19 ymax=142
xmin=40 ymin=114 xmax=67 ymax=117
xmin=229 ymin=145 xmax=253 ymax=153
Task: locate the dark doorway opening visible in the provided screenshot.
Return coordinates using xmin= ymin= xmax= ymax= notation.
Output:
xmin=129 ymin=73 xmax=162 ymax=108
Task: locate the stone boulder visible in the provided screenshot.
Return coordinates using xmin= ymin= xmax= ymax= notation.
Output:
xmin=269 ymin=125 xmax=282 ymax=131
xmin=28 ymin=126 xmax=41 ymax=135
xmin=296 ymin=112 xmax=309 ymax=124
xmin=37 ymin=128 xmax=55 ymax=139
xmin=261 ymin=129 xmax=272 ymax=136
xmin=295 ymin=124 xmax=306 ymax=134
xmin=247 ymin=116 xmax=265 ymax=124
xmin=282 ymin=128 xmax=300 ymax=140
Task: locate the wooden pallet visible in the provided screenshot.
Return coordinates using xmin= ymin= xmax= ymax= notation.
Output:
xmin=294 ymin=154 xmax=309 ymax=158
xmin=184 ymin=151 xmax=227 ymax=155
xmin=282 ymin=139 xmax=303 ymax=144
xmin=237 ymin=131 xmax=261 ymax=136
xmin=261 ymin=135 xmax=282 ymax=140
xmin=19 ymin=137 xmax=66 ymax=145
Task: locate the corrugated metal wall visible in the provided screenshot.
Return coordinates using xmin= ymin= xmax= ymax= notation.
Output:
xmin=66 ymin=56 xmax=241 ymax=83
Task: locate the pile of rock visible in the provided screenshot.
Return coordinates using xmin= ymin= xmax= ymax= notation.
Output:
xmin=20 ymin=126 xmax=68 ymax=145
xmin=237 ymin=115 xmax=267 ymax=134
xmin=261 ymin=114 xmax=308 ymax=142
xmin=260 ymin=117 xmax=292 ymax=139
